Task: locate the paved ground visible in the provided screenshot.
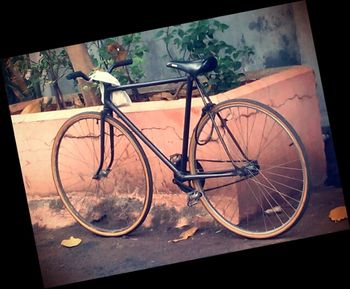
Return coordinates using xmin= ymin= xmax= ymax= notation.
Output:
xmin=30 ymin=185 xmax=349 ymax=288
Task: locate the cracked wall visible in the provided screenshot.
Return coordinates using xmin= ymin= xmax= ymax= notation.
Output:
xmin=216 ymin=65 xmax=326 ymax=188
xmin=11 ymin=65 xmax=326 ymax=224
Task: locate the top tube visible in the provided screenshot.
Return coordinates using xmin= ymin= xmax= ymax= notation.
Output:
xmin=105 ymin=76 xmax=188 ymax=93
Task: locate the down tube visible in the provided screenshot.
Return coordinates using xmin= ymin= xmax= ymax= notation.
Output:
xmin=106 ymin=99 xmax=178 ymax=172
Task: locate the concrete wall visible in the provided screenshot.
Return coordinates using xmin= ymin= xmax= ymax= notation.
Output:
xmin=12 ymin=66 xmax=326 ymax=227
xmin=291 ymin=1 xmax=328 ymax=126
xmin=140 ymin=3 xmax=304 ymax=79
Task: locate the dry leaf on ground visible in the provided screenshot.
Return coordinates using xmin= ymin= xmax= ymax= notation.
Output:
xmin=329 ymin=206 xmax=348 ymax=222
xmin=61 ymin=236 xmax=82 ymax=248
xmin=171 ymin=226 xmax=198 ymax=243
xmin=175 ymin=217 xmax=190 ymax=228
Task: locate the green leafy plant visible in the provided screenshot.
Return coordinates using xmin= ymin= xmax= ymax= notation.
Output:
xmin=88 ymin=33 xmax=149 ymax=101
xmin=3 ymin=50 xmax=73 ymax=109
xmin=2 ymin=55 xmax=38 ymax=104
xmin=30 ymin=49 xmax=73 ymax=109
xmin=156 ymin=19 xmax=254 ymax=94
xmin=88 ymin=33 xmax=148 ymax=97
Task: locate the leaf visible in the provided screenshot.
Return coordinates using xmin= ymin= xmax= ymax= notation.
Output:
xmin=220 ymin=23 xmax=229 ymax=31
xmin=122 ymin=34 xmax=134 ymax=45
xmin=170 ymin=227 xmax=198 ymax=243
xmin=329 ymin=206 xmax=348 ymax=222
xmin=194 ymin=41 xmax=205 ymax=50
xmin=135 ymin=51 xmax=144 ymax=57
xmin=232 ymin=61 xmax=242 ymax=70
xmin=225 ymin=47 xmax=234 ymax=54
xmin=155 ymin=30 xmax=164 ymax=38
xmin=174 ymin=38 xmax=181 ymax=47
xmin=164 ymin=34 xmax=173 ymax=44
xmin=177 ymin=29 xmax=185 ymax=38
xmin=232 ymin=52 xmax=239 ymax=58
xmin=61 ymin=236 xmax=82 ymax=248
xmin=208 ymin=78 xmax=219 ymax=85
xmin=213 ymin=20 xmax=221 ymax=26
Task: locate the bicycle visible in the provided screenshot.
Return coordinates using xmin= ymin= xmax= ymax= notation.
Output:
xmin=51 ymin=56 xmax=310 ymax=239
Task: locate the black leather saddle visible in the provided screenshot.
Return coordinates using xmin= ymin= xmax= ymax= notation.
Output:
xmin=166 ymin=56 xmax=217 ymax=76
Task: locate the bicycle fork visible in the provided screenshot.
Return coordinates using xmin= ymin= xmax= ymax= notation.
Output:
xmin=92 ymin=108 xmax=115 ymax=180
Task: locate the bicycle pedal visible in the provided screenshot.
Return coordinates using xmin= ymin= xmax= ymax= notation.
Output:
xmin=187 ymin=199 xmax=199 ymax=207
xmin=187 ymin=191 xmax=202 ymax=207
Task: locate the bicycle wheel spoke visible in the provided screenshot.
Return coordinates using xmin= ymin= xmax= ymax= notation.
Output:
xmin=248 ymin=174 xmax=288 ymax=224
xmin=246 ymin=107 xmax=258 ymax=157
xmin=217 ymin=111 xmax=250 ymax=161
xmin=88 ymin=119 xmax=101 ymax=170
xmin=58 ymin=151 xmax=91 ymax=167
xmin=64 ymin=126 xmax=93 ymax=167
xmin=248 ymin=174 xmax=301 ymax=203
xmin=254 ymin=181 xmax=292 ymax=220
xmin=208 ymin=112 xmax=242 ymax=168
xmin=267 ymin=178 xmax=303 ymax=193
xmin=245 ymin=179 xmax=278 ymax=232
xmin=250 ymin=172 xmax=300 ymax=209
xmin=256 ymin=126 xmax=283 ymax=159
xmin=257 ymin=113 xmax=268 ymax=160
xmin=260 ymin=159 xmax=303 ymax=172
xmin=237 ymin=106 xmax=247 ymax=152
xmin=76 ymin=119 xmax=99 ymax=171
xmin=229 ymin=107 xmax=247 ymax=155
xmin=262 ymin=171 xmax=303 ymax=182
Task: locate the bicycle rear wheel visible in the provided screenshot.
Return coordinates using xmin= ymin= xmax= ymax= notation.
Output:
xmin=189 ymin=99 xmax=310 ymax=239
xmin=51 ymin=112 xmax=153 ymax=237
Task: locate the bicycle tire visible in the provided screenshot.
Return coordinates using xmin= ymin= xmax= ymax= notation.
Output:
xmin=51 ymin=112 xmax=153 ymax=237
xmin=189 ymin=98 xmax=310 ymax=239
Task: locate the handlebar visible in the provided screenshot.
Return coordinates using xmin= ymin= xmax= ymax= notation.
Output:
xmin=66 ymin=71 xmax=90 ymax=81
xmin=66 ymin=59 xmax=133 ymax=81
xmin=108 ymin=59 xmax=133 ymax=73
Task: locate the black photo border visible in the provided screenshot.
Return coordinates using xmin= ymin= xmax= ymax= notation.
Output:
xmin=1 ymin=1 xmax=349 ymax=288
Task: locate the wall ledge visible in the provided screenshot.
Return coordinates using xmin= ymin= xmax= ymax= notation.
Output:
xmin=11 ymin=66 xmax=312 ymax=124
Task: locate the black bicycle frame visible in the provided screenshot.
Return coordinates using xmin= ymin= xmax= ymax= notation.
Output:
xmin=93 ymin=75 xmax=243 ymax=183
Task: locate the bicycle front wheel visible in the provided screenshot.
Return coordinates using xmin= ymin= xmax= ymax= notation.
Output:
xmin=52 ymin=112 xmax=153 ymax=237
xmin=189 ymin=99 xmax=310 ymax=239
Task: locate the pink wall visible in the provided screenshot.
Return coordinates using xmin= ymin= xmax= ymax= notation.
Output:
xmin=12 ymin=66 xmax=325 ymax=222
xmin=216 ymin=66 xmax=325 ymax=187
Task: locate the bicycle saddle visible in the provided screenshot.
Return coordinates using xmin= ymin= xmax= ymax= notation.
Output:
xmin=166 ymin=56 xmax=217 ymax=76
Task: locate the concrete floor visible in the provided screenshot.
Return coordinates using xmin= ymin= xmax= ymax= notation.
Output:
xmin=30 ymin=185 xmax=349 ymax=288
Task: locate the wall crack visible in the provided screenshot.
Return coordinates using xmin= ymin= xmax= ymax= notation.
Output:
xmin=270 ymin=94 xmax=312 ymax=109
xmin=141 ymin=126 xmax=183 ymax=140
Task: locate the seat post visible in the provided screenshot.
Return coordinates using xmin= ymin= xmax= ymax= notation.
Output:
xmin=180 ymin=75 xmax=194 ymax=173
